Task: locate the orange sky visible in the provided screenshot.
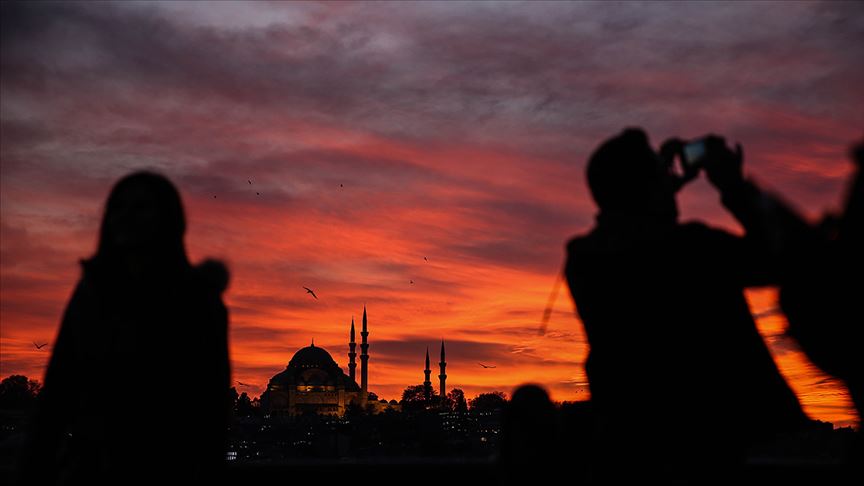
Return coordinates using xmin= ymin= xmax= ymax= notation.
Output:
xmin=1 ymin=1 xmax=862 ymax=428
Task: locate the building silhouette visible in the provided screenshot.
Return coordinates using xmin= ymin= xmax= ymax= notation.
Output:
xmin=424 ymin=347 xmax=433 ymax=401
xmin=360 ymin=306 xmax=369 ymax=397
xmin=439 ymin=340 xmax=447 ymax=398
xmin=262 ymin=308 xmax=373 ymax=416
xmin=348 ymin=316 xmax=357 ymax=383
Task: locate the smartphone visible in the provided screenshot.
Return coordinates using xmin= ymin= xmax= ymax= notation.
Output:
xmin=683 ymin=139 xmax=707 ymax=168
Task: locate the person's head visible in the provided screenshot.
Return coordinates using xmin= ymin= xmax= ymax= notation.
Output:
xmin=508 ymin=384 xmax=555 ymax=418
xmin=586 ymin=128 xmax=678 ymax=222
xmin=91 ymin=171 xmax=188 ymax=276
xmin=501 ymin=384 xmax=557 ymax=464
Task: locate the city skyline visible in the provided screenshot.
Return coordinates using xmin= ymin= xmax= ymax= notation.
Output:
xmin=2 ymin=1 xmax=862 ymax=428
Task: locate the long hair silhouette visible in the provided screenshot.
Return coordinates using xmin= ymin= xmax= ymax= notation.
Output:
xmin=87 ymin=171 xmax=189 ymax=282
xmin=20 ymin=171 xmax=230 ymax=485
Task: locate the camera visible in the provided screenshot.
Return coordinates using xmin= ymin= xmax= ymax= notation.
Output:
xmin=682 ymin=139 xmax=707 ymax=169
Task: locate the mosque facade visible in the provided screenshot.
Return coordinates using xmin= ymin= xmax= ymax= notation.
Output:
xmin=263 ymin=306 xmax=448 ymax=416
xmin=263 ymin=307 xmax=373 ymax=416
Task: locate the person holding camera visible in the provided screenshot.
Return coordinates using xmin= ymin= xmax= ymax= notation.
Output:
xmin=564 ymin=128 xmax=806 ymax=481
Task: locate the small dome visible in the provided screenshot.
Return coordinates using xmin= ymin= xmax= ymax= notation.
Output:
xmin=288 ymin=344 xmax=338 ymax=369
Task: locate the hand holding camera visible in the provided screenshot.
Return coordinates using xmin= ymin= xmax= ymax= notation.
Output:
xmin=662 ymin=134 xmax=744 ymax=194
xmin=701 ymin=135 xmax=744 ymax=193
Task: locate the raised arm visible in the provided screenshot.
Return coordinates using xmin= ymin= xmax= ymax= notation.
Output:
xmin=701 ymin=136 xmax=811 ymax=285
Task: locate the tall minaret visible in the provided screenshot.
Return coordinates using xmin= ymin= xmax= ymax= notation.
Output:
xmin=360 ymin=306 xmax=369 ymax=397
xmin=348 ymin=317 xmax=357 ymax=383
xmin=423 ymin=347 xmax=432 ymax=401
xmin=438 ymin=340 xmax=447 ymax=398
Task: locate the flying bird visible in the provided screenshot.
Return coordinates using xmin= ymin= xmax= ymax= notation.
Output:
xmin=34 ymin=342 xmax=48 ymax=350
xmin=478 ymin=363 xmax=496 ymax=369
xmin=424 ymin=256 xmax=428 ymax=261
xmin=248 ymin=180 xmax=252 ymax=185
xmin=303 ymin=287 xmax=318 ymax=299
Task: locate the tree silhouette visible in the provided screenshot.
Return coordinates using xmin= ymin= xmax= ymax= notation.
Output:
xmin=228 ymin=386 xmax=239 ymax=412
xmin=469 ymin=391 xmax=507 ymax=412
xmin=236 ymin=392 xmax=254 ymax=417
xmin=0 ymin=375 xmax=41 ymax=410
xmin=401 ymin=384 xmax=431 ymax=412
xmin=345 ymin=400 xmax=365 ymax=418
xmin=447 ymin=388 xmax=467 ymax=412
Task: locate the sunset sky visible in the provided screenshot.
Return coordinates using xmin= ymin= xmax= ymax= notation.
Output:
xmin=1 ymin=1 xmax=862 ymax=427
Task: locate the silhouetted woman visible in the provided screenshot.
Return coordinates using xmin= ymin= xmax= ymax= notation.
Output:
xmin=21 ymin=172 xmax=230 ymax=485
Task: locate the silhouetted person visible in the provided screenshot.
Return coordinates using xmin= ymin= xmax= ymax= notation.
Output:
xmin=499 ymin=385 xmax=594 ymax=483
xmin=781 ymin=141 xmax=864 ymax=421
xmin=565 ymin=129 xmax=806 ymax=482
xmin=19 ymin=172 xmax=230 ymax=485
xmin=500 ymin=385 xmax=559 ymax=472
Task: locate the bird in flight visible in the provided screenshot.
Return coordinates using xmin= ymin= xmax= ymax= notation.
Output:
xmin=478 ymin=363 xmax=496 ymax=369
xmin=424 ymin=256 xmax=428 ymax=261
xmin=303 ymin=287 xmax=318 ymax=299
xmin=34 ymin=342 xmax=48 ymax=350
xmin=248 ymin=180 xmax=252 ymax=185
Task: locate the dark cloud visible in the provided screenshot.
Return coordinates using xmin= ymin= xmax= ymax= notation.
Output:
xmin=4 ymin=1 xmax=858 ymax=152
xmin=230 ymin=324 xmax=306 ymax=343
xmin=369 ymin=337 xmax=577 ymax=370
xmin=369 ymin=338 xmax=507 ymax=368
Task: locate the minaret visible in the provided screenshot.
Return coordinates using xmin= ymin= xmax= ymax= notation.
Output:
xmin=438 ymin=340 xmax=447 ymax=398
xmin=348 ymin=317 xmax=357 ymax=383
xmin=423 ymin=347 xmax=432 ymax=401
xmin=360 ymin=306 xmax=369 ymax=398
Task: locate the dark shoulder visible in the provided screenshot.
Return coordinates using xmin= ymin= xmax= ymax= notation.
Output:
xmin=75 ymin=261 xmax=104 ymax=301
xmin=566 ymin=229 xmax=601 ymax=257
xmin=678 ymin=221 xmax=738 ymax=243
xmin=192 ymin=259 xmax=230 ymax=295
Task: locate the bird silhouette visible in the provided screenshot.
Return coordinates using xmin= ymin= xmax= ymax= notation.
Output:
xmin=303 ymin=287 xmax=318 ymax=299
xmin=424 ymin=256 xmax=428 ymax=261
xmin=478 ymin=363 xmax=496 ymax=369
xmin=248 ymin=180 xmax=252 ymax=185
xmin=33 ymin=342 xmax=48 ymax=350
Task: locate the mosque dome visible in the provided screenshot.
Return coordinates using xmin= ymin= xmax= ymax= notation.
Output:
xmin=266 ymin=342 xmax=360 ymax=393
xmin=288 ymin=343 xmax=338 ymax=369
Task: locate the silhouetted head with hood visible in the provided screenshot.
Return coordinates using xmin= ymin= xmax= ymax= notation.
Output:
xmin=86 ymin=171 xmax=189 ymax=282
xmin=22 ymin=171 xmax=231 ymax=485
xmin=586 ymin=128 xmax=678 ymax=226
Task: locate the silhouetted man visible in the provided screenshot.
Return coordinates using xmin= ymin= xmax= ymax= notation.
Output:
xmin=565 ymin=128 xmax=805 ymax=481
